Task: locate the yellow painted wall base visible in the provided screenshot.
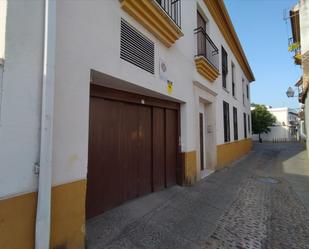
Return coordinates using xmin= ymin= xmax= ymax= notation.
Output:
xmin=0 ymin=179 xmax=86 ymax=249
xmin=183 ymin=151 xmax=197 ymax=185
xmin=217 ymin=138 xmax=252 ymax=169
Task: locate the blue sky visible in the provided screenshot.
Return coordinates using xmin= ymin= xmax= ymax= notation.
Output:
xmin=224 ymin=0 xmax=302 ymax=108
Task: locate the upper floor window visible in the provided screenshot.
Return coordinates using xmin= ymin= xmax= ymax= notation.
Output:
xmin=242 ymin=78 xmax=245 ymax=105
xmin=223 ymin=101 xmax=230 ymax=142
xmin=232 ymin=62 xmax=235 ymax=97
xmin=243 ymin=112 xmax=247 ymax=138
xmin=121 ymin=0 xmax=183 ymax=47
xmin=246 ymin=84 xmax=250 ymax=99
xmin=156 ymin=0 xmax=181 ymax=28
xmin=233 ymin=107 xmax=238 ymax=140
xmin=195 ymin=10 xmax=219 ymax=74
xmin=222 ymin=46 xmax=228 ymax=89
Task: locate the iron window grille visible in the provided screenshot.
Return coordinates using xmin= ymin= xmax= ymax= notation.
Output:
xmin=243 ymin=113 xmax=247 ymax=139
xmin=233 ymin=107 xmax=238 ymax=140
xmin=155 ymin=0 xmax=181 ymax=28
xmin=223 ymin=101 xmax=230 ymax=142
xmin=232 ymin=63 xmax=235 ymax=96
xmin=222 ymin=46 xmax=228 ymax=89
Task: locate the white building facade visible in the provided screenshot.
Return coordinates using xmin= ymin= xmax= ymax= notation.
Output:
xmin=0 ymin=1 xmax=254 ymax=248
xmin=252 ymin=107 xmax=300 ymax=142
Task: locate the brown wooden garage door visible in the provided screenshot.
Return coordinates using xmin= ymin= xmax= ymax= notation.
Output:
xmin=86 ymin=85 xmax=181 ymax=219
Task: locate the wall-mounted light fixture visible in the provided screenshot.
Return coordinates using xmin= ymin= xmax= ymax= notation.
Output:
xmin=286 ymin=86 xmax=296 ymax=97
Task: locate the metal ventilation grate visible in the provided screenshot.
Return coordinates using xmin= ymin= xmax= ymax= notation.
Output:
xmin=120 ymin=19 xmax=155 ymax=74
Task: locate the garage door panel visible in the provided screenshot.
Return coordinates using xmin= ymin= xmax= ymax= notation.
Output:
xmin=100 ymin=100 xmax=123 ymax=211
xmin=122 ymin=103 xmax=140 ymax=201
xmin=165 ymin=109 xmax=178 ymax=187
xmin=86 ymin=98 xmax=123 ymax=218
xmin=137 ymin=106 xmax=152 ymax=196
xmin=152 ymin=107 xmax=166 ymax=191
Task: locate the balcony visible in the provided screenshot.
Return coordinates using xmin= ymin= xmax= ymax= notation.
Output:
xmin=295 ymin=77 xmax=307 ymax=103
xmin=120 ymin=0 xmax=183 ymax=47
xmin=194 ymin=27 xmax=220 ymax=82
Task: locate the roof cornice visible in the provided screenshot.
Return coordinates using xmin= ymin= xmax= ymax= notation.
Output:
xmin=204 ymin=0 xmax=255 ymax=82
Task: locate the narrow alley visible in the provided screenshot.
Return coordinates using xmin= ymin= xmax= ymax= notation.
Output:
xmin=87 ymin=143 xmax=309 ymax=249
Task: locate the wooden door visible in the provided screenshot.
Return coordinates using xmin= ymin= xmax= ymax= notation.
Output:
xmin=199 ymin=113 xmax=204 ymax=171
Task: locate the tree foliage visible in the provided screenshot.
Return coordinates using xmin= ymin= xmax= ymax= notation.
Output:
xmin=251 ymin=105 xmax=276 ymax=137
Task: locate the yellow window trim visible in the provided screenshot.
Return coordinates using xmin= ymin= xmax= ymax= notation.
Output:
xmin=121 ymin=0 xmax=183 ymax=47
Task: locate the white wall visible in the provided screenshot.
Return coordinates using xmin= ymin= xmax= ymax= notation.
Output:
xmin=0 ymin=0 xmax=7 ymax=59
xmin=0 ymin=0 xmax=44 ymax=198
xmin=300 ymin=0 xmax=309 ymax=54
xmin=252 ymin=108 xmax=299 ymax=142
xmin=252 ymin=126 xmax=290 ymax=141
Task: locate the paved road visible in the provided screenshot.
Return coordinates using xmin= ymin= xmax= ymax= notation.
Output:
xmin=87 ymin=143 xmax=309 ymax=249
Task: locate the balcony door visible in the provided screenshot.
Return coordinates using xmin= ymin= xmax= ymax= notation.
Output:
xmin=197 ymin=11 xmax=206 ymax=56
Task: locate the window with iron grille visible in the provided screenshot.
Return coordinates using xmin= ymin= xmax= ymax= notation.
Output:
xmin=244 ymin=113 xmax=247 ymax=138
xmin=222 ymin=46 xmax=228 ymax=89
xmin=195 ymin=12 xmax=219 ymax=71
xmin=232 ymin=62 xmax=235 ymax=96
xmin=197 ymin=11 xmax=207 ymax=57
xmin=242 ymin=78 xmax=245 ymax=105
xmin=233 ymin=107 xmax=238 ymax=140
xmin=155 ymin=0 xmax=181 ymax=28
xmin=223 ymin=101 xmax=230 ymax=142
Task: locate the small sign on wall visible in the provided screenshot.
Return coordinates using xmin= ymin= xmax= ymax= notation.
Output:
xmin=159 ymin=58 xmax=174 ymax=95
xmin=167 ymin=80 xmax=173 ymax=95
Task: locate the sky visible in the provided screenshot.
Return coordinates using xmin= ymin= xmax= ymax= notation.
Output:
xmin=224 ymin=0 xmax=302 ymax=109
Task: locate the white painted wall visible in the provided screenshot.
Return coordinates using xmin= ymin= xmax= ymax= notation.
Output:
xmin=252 ymin=126 xmax=290 ymax=142
xmin=252 ymin=108 xmax=299 ymax=142
xmin=300 ymin=0 xmax=309 ymax=54
xmin=0 ymin=0 xmax=44 ymax=198
xmin=0 ymin=0 xmax=7 ymax=60
xmin=0 ymin=0 xmax=253 ymax=197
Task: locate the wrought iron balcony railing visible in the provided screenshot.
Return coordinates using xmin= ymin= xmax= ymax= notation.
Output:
xmin=155 ymin=0 xmax=181 ymax=28
xmin=194 ymin=27 xmax=219 ymax=70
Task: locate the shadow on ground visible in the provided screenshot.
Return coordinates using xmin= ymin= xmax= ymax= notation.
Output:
xmin=86 ymin=142 xmax=309 ymax=249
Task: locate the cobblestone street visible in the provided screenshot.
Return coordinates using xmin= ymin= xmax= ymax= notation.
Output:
xmin=87 ymin=143 xmax=309 ymax=249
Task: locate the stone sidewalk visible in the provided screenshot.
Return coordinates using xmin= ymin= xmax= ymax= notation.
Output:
xmin=86 ymin=143 xmax=309 ymax=249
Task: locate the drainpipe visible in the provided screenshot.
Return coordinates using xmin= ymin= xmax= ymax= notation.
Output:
xmin=35 ymin=0 xmax=56 ymax=248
